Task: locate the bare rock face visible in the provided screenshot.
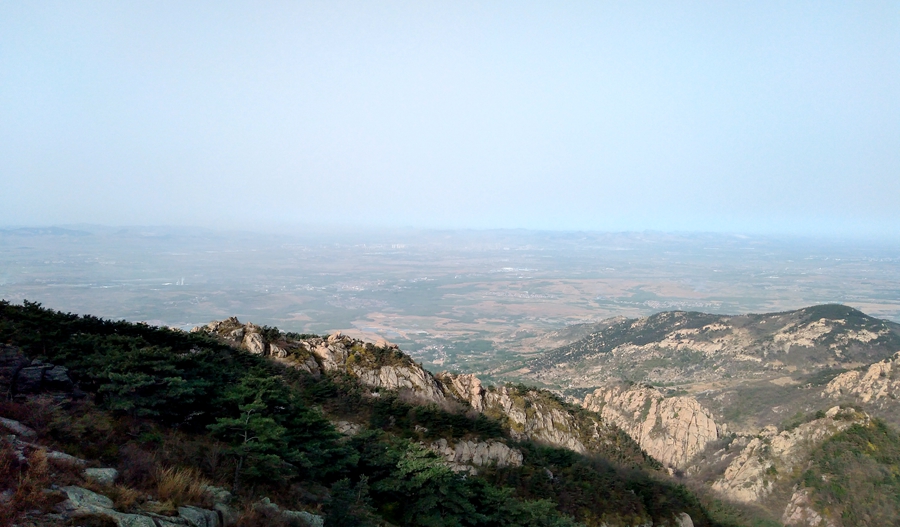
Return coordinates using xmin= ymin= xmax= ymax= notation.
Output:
xmin=429 ymin=438 xmax=523 ymax=473
xmin=351 ymin=364 xmax=447 ymax=404
xmin=582 ymin=384 xmax=718 ymax=469
xmin=782 ymin=487 xmax=835 ymax=527
xmin=711 ymin=407 xmax=864 ymax=503
xmin=242 ymin=332 xmax=267 ymax=355
xmin=481 ymin=385 xmax=600 ymax=453
xmin=437 ymin=373 xmax=486 ymax=412
xmin=823 ymin=351 xmax=900 ymax=405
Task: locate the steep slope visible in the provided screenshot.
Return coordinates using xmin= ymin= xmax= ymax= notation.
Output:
xmin=194 ymin=317 xmax=653 ymax=468
xmin=582 ymin=384 xmax=720 ymax=469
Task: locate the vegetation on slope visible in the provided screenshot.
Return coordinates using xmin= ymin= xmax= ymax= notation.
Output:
xmin=802 ymin=419 xmax=900 ymax=526
xmin=2 ymin=300 xmax=759 ymax=526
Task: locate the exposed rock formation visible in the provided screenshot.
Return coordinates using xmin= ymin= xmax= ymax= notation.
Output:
xmin=194 ymin=319 xmax=639 ymax=459
xmin=438 ymin=372 xmax=485 ymax=412
xmin=1 ymin=346 xmax=77 ymax=397
xmin=781 ymin=487 xmax=835 ymax=527
xmin=582 ymin=384 xmax=719 ymax=469
xmin=711 ymin=406 xmax=864 ymax=503
xmin=823 ymin=351 xmax=900 ymax=406
xmin=428 ymin=438 xmax=523 ymax=473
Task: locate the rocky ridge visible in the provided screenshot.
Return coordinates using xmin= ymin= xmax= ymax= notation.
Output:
xmin=193 ymin=319 xmax=644 ymax=465
xmin=529 ymin=305 xmax=900 ymax=389
xmin=823 ymin=351 xmax=900 ymax=407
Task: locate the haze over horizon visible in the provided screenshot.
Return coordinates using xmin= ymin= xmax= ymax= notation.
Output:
xmin=2 ymin=2 xmax=898 ymax=238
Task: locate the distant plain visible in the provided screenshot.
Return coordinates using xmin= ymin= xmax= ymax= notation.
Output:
xmin=2 ymin=226 xmax=898 ymax=379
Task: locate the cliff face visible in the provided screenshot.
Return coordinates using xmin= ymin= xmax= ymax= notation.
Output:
xmin=582 ymin=384 xmax=719 ymax=469
xmin=428 ymin=438 xmax=523 ymax=474
xmin=709 ymin=407 xmax=864 ymax=504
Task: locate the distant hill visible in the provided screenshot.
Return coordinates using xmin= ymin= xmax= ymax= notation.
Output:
xmin=529 ymin=304 xmax=900 ymax=389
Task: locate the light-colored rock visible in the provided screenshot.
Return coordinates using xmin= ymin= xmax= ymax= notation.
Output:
xmin=282 ymin=509 xmax=324 ymax=527
xmin=0 ymin=416 xmax=36 ymax=437
xmin=59 ymin=486 xmax=114 ymax=510
xmin=429 ymin=438 xmax=523 ymax=472
xmin=711 ymin=408 xmax=864 ymax=503
xmin=269 ymin=344 xmax=289 ymax=358
xmin=334 ymin=421 xmax=363 ymax=435
xmin=582 ymin=384 xmax=718 ymax=468
xmin=480 ymin=385 xmax=606 ymax=453
xmin=439 ymin=373 xmax=486 ymax=411
xmin=242 ymin=332 xmax=267 ymax=355
xmin=352 ymin=365 xmax=446 ymax=404
xmin=83 ymin=467 xmax=119 ymax=486
xmin=782 ymin=487 xmax=834 ymax=526
xmin=675 ymin=512 xmax=694 ymax=527
xmin=823 ymin=351 xmax=900 ymax=405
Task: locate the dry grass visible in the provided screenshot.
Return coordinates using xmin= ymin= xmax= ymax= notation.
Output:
xmin=234 ymin=504 xmax=293 ymax=527
xmin=0 ymin=448 xmax=67 ymax=526
xmin=153 ymin=465 xmax=211 ymax=507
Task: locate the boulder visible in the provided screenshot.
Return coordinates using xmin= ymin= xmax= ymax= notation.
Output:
xmin=242 ymin=332 xmax=267 ymax=355
xmin=14 ymin=365 xmax=46 ymax=394
xmin=44 ymin=365 xmax=74 ymax=391
xmin=178 ymin=505 xmax=220 ymax=527
xmin=60 ymin=485 xmax=115 ymax=509
xmin=0 ymin=416 xmax=36 ymax=437
xmin=84 ymin=467 xmax=119 ymax=486
xmin=0 ymin=345 xmax=29 ymax=393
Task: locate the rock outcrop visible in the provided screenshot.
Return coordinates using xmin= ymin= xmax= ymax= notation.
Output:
xmin=823 ymin=351 xmax=900 ymax=406
xmin=582 ymin=384 xmax=719 ymax=468
xmin=0 ymin=345 xmax=76 ymax=397
xmin=711 ymin=406 xmax=864 ymax=503
xmin=428 ymin=438 xmax=523 ymax=473
xmin=194 ymin=319 xmax=641 ymax=459
xmin=781 ymin=487 xmax=835 ymax=527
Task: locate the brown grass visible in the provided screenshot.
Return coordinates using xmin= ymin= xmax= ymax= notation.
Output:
xmin=0 ymin=448 xmax=67 ymax=526
xmin=153 ymin=465 xmax=211 ymax=507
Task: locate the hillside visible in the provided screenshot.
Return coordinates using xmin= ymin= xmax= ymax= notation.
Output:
xmin=526 ymin=305 xmax=900 ymax=525
xmin=0 ymin=300 xmax=764 ymax=527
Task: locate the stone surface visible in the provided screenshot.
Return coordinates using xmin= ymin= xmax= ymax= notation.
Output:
xmin=14 ymin=366 xmax=46 ymax=393
xmin=60 ymin=485 xmax=115 ymax=509
xmin=0 ymin=345 xmax=29 ymax=394
xmin=582 ymin=384 xmax=719 ymax=468
xmin=782 ymin=488 xmax=834 ymax=527
xmin=823 ymin=351 xmax=900 ymax=406
xmin=43 ymin=365 xmax=74 ymax=390
xmin=711 ymin=407 xmax=863 ymax=503
xmin=0 ymin=416 xmax=37 ymax=437
xmin=438 ymin=373 xmax=486 ymax=412
xmin=242 ymin=332 xmax=267 ymax=355
xmin=83 ymin=467 xmax=119 ymax=486
xmin=429 ymin=438 xmax=523 ymax=473
xmin=178 ymin=505 xmax=220 ymax=527
xmin=675 ymin=512 xmax=694 ymax=527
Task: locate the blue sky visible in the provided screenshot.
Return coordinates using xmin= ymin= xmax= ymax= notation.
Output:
xmin=1 ymin=1 xmax=898 ymax=237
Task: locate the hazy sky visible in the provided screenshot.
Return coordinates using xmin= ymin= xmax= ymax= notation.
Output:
xmin=2 ymin=2 xmax=898 ymax=237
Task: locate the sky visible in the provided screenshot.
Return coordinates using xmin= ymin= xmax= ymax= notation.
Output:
xmin=1 ymin=1 xmax=898 ymax=237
